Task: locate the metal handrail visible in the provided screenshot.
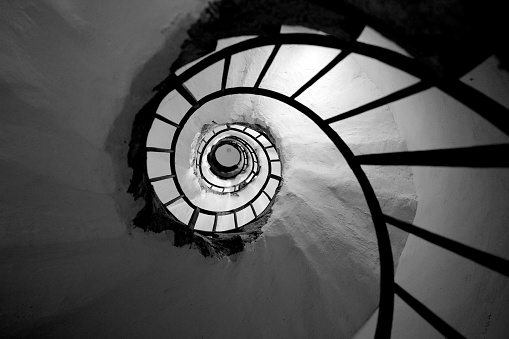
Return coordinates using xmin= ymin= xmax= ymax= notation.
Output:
xmin=196 ymin=126 xmax=264 ymax=194
xmin=143 ymin=33 xmax=509 ymax=338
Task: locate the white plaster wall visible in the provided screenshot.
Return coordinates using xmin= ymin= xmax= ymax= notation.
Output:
xmin=352 ymin=28 xmax=509 ymax=338
xmin=0 ymin=0 xmax=208 ymax=248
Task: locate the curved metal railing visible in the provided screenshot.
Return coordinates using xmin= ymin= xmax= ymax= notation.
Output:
xmin=196 ymin=124 xmax=269 ymax=195
xmin=143 ymin=33 xmax=509 ymax=338
xmin=148 ymin=109 xmax=282 ymax=232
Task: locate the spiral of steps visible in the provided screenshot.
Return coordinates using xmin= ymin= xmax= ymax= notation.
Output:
xmin=1 ymin=2 xmax=509 ymax=337
xmin=134 ymin=25 xmax=509 ymax=338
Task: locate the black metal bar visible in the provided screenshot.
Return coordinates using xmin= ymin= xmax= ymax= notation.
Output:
xmin=233 ymin=211 xmax=238 ymax=229
xmin=149 ymin=174 xmax=175 ymax=182
xmin=253 ymin=44 xmax=281 ymax=90
xmin=170 ymin=34 xmax=508 ymax=136
xmin=325 ymin=81 xmax=431 ymax=124
xmin=189 ymin=125 xmax=274 ymax=215
xmin=436 ymin=77 xmax=509 ymax=137
xmin=262 ymin=191 xmax=271 ymax=200
xmin=146 ymin=147 xmax=174 ymax=153
xmin=164 ymin=194 xmax=184 ymax=207
xmin=212 ymin=214 xmax=218 ymax=232
xmin=197 ymin=129 xmax=261 ymax=194
xmin=177 ymin=83 xmax=199 ymax=108
xmin=291 ymin=50 xmax=351 ymax=99
xmin=270 ymin=159 xmax=280 ymax=162
xmin=385 ymin=215 xmax=509 ymax=277
xmin=189 ymin=207 xmax=200 ymax=230
xmin=155 ymin=114 xmax=180 ymax=128
xmin=394 ymin=283 xmax=465 ymax=339
xmin=270 ymin=174 xmax=282 ymax=181
xmin=222 ymin=55 xmax=230 ymax=92
xmin=250 ymin=203 xmax=257 ymax=217
xmin=167 ymin=72 xmax=200 ymax=108
xmin=356 ymin=144 xmax=509 ymax=167
xmin=265 ymin=145 xmax=274 ymax=149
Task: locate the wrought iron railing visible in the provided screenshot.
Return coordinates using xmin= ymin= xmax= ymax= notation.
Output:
xmin=148 ymin=114 xmax=282 ymax=232
xmin=141 ymin=33 xmax=509 ymax=338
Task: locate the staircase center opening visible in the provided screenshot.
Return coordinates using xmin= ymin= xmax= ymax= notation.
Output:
xmin=214 ymin=144 xmax=241 ymax=167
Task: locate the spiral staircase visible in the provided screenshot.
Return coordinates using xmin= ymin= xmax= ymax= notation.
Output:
xmin=1 ymin=1 xmax=508 ymax=338
xmin=126 ymin=25 xmax=509 ymax=338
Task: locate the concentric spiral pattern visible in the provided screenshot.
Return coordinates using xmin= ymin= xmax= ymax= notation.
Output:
xmin=196 ymin=123 xmax=281 ymax=196
xmin=146 ymin=108 xmax=282 ymax=232
xmin=129 ymin=28 xmax=509 ymax=338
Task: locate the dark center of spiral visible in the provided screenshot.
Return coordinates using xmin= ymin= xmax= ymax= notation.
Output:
xmin=215 ymin=144 xmax=241 ymax=167
xmin=208 ymin=140 xmax=244 ymax=178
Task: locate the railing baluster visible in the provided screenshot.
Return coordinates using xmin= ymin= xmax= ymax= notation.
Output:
xmin=394 ymin=283 xmax=466 ymax=339
xmin=222 ymin=55 xmax=231 ymax=92
xmin=325 ymin=81 xmax=431 ymax=124
xmin=233 ymin=211 xmax=238 ymax=229
xmin=164 ymin=194 xmax=184 ymax=207
xmin=168 ymin=72 xmax=199 ymax=108
xmin=437 ymin=79 xmax=509 ymax=137
xmin=189 ymin=207 xmax=200 ymax=230
xmin=356 ymin=144 xmax=509 ymax=167
xmin=291 ymin=50 xmax=351 ymax=99
xmin=262 ymin=191 xmax=271 ymax=200
xmin=212 ymin=214 xmax=218 ymax=232
xmin=253 ymin=44 xmax=281 ymax=90
xmin=385 ymin=215 xmax=509 ymax=277
xmin=250 ymin=203 xmax=257 ymax=217
xmin=155 ymin=114 xmax=180 ymax=128
xmin=146 ymin=147 xmax=174 ymax=153
xmin=270 ymin=174 xmax=282 ymax=181
xmin=177 ymin=83 xmax=199 ymax=108
xmin=149 ymin=174 xmax=175 ymax=182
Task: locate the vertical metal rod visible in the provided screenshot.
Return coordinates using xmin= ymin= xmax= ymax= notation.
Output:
xmin=291 ymin=50 xmax=351 ymax=99
xmin=250 ymin=204 xmax=257 ymax=217
xmin=212 ymin=214 xmax=218 ymax=232
xmin=169 ymin=72 xmax=199 ymax=108
xmin=222 ymin=55 xmax=231 ymax=92
xmin=253 ymin=44 xmax=281 ymax=90
xmin=233 ymin=211 xmax=238 ymax=229
xmin=262 ymin=191 xmax=271 ymax=200
xmin=189 ymin=207 xmax=200 ymax=230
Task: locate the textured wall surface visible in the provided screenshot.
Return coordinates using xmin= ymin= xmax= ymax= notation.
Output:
xmin=0 ymin=1 xmax=507 ymax=338
xmin=0 ymin=0 xmax=209 ymax=248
